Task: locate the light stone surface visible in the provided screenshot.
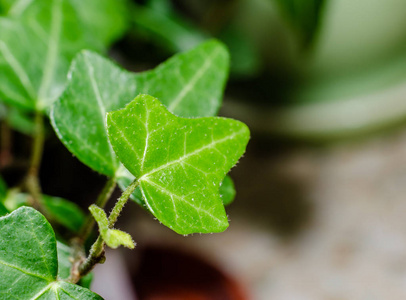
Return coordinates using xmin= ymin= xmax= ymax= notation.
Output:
xmin=121 ymin=128 xmax=406 ymax=300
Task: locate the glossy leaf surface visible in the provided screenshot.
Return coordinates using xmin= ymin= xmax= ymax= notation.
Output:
xmin=0 ymin=207 xmax=102 ymax=299
xmin=0 ymin=0 xmax=126 ymax=111
xmin=107 ymin=95 xmax=249 ymax=234
xmin=51 ymin=40 xmax=229 ymax=176
xmin=118 ymin=170 xmax=236 ymax=207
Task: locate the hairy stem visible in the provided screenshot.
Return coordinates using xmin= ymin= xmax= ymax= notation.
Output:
xmin=77 ymin=236 xmax=104 ymax=279
xmin=78 ymin=177 xmax=117 ymax=242
xmin=25 ymin=111 xmax=44 ymax=207
xmin=74 ymin=179 xmax=139 ymax=280
xmin=108 ymin=178 xmax=139 ymax=228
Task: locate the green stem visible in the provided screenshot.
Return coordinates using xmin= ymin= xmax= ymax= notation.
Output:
xmin=75 ymin=236 xmax=105 ymax=281
xmin=75 ymin=178 xmax=139 ymax=280
xmin=78 ymin=177 xmax=117 ymax=242
xmin=25 ymin=111 xmax=44 ymax=207
xmin=108 ymin=178 xmax=139 ymax=228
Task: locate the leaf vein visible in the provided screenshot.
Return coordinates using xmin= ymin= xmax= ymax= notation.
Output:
xmin=0 ymin=41 xmax=36 ymax=100
xmin=167 ymin=47 xmax=221 ymax=112
xmin=140 ymin=129 xmax=244 ymax=179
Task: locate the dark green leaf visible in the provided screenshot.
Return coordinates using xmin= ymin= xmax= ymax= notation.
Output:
xmin=51 ymin=40 xmax=229 ymax=176
xmin=219 ymin=175 xmax=236 ymax=206
xmin=107 ymin=95 xmax=249 ymax=234
xmin=2 ymin=190 xmax=85 ymax=232
xmin=0 ymin=207 xmax=102 ymax=299
xmin=41 ymin=195 xmax=86 ymax=232
xmin=0 ymin=202 xmax=8 ymax=216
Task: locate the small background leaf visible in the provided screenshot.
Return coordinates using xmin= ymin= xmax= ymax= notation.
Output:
xmin=41 ymin=195 xmax=86 ymax=233
xmin=0 ymin=206 xmax=58 ymax=298
xmin=2 ymin=191 xmax=85 ymax=232
xmin=219 ymin=175 xmax=236 ymax=206
xmin=0 ymin=202 xmax=8 ymax=216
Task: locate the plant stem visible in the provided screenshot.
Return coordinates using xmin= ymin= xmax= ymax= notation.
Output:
xmin=75 ymin=178 xmax=139 ymax=280
xmin=78 ymin=177 xmax=117 ymax=242
xmin=108 ymin=178 xmax=139 ymax=228
xmin=75 ymin=236 xmax=105 ymax=281
xmin=25 ymin=111 xmax=44 ymax=207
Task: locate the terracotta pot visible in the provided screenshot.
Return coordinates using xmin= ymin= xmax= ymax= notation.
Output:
xmin=133 ymin=246 xmax=249 ymax=300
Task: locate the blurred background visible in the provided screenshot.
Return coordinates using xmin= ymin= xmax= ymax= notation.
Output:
xmin=4 ymin=0 xmax=406 ymax=299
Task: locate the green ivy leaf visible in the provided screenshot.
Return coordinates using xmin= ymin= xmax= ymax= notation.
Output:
xmin=219 ymin=175 xmax=236 ymax=206
xmin=89 ymin=205 xmax=135 ymax=249
xmin=1 ymin=0 xmax=128 ymax=43
xmin=107 ymin=95 xmax=249 ymax=234
xmin=41 ymin=195 xmax=86 ymax=233
xmin=51 ymin=40 xmax=229 ymax=176
xmin=0 ymin=0 xmax=126 ymax=111
xmin=136 ymin=39 xmax=229 ymax=118
xmin=117 ymin=169 xmax=236 ymax=207
xmin=56 ymin=242 xmax=73 ymax=280
xmin=0 ymin=207 xmax=102 ymax=299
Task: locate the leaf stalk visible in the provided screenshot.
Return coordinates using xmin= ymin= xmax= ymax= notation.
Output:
xmin=25 ymin=111 xmax=44 ymax=207
xmin=74 ymin=178 xmax=139 ymax=281
xmin=78 ymin=176 xmax=117 ymax=242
